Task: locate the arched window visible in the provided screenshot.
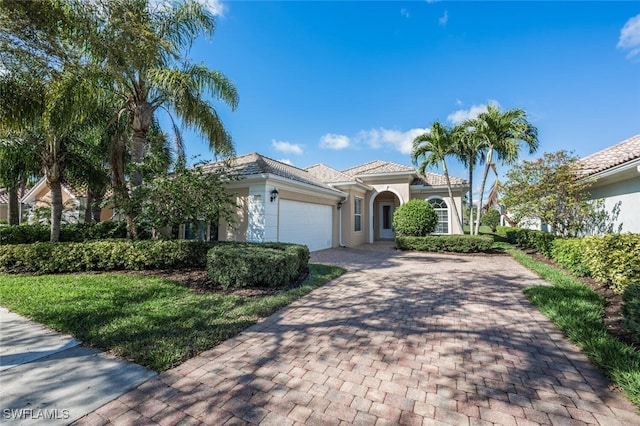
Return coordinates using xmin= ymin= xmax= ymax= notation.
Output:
xmin=428 ymin=198 xmax=449 ymax=234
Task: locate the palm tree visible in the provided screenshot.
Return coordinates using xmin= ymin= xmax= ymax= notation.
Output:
xmin=452 ymin=124 xmax=485 ymax=234
xmin=86 ymin=0 xmax=239 ymax=236
xmin=0 ymin=136 xmax=40 ymax=225
xmin=465 ymin=105 xmax=538 ymax=235
xmin=412 ymin=122 xmax=464 ymax=233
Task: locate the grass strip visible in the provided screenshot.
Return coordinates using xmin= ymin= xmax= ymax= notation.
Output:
xmin=0 ymin=264 xmax=345 ymax=372
xmin=509 ymin=247 xmax=640 ymax=408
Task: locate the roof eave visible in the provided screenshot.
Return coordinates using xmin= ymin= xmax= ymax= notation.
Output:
xmin=580 ymin=157 xmax=640 ymax=182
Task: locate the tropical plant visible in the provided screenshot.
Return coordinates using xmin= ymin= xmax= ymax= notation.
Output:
xmin=464 ymin=104 xmax=538 ymax=235
xmin=412 ymin=122 xmax=464 ymax=232
xmin=452 ymin=124 xmax=485 ymax=233
xmin=0 ymin=136 xmax=40 ymax=225
xmin=85 ymin=0 xmax=239 ymax=237
xmin=502 ymin=150 xmax=621 ymax=237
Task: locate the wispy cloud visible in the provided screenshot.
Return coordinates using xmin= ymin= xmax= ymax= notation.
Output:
xmin=447 ymin=100 xmax=501 ymax=124
xmin=357 ymin=128 xmax=429 ymax=155
xmin=320 ymin=133 xmax=351 ymax=150
xmin=618 ymin=14 xmax=640 ymax=60
xmin=272 ymin=139 xmax=303 ymax=155
xmin=400 ymin=8 xmax=410 ymax=19
xmin=277 ymin=158 xmax=293 ymax=165
xmin=439 ymin=10 xmax=448 ymax=27
xmin=150 ymin=0 xmax=226 ymax=16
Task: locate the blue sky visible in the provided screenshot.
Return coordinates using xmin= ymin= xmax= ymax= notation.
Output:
xmin=176 ymin=1 xmax=639 ymax=190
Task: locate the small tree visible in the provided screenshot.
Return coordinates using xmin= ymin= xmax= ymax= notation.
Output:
xmin=480 ymin=208 xmax=501 ymax=232
xmin=502 ymin=150 xmax=619 ymax=237
xmin=392 ymin=199 xmax=437 ymax=237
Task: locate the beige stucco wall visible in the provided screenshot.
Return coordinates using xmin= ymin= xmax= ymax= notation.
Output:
xmin=588 ymin=176 xmax=640 ymax=234
xmin=0 ymin=204 xmax=7 ymax=222
xmin=219 ymin=187 xmax=249 ymax=242
xmin=339 ymin=190 xmax=368 ymax=247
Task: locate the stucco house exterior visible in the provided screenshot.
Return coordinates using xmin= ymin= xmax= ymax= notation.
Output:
xmin=0 ymin=188 xmax=8 ymax=223
xmin=579 ymin=134 xmax=640 ymax=234
xmin=187 ymin=153 xmax=468 ymax=251
xmin=20 ymin=178 xmax=114 ymax=224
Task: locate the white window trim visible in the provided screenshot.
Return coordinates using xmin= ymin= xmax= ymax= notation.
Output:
xmin=354 ymin=197 xmax=363 ymax=233
xmin=426 ymin=196 xmax=451 ymax=235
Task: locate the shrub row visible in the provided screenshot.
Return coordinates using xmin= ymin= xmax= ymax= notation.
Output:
xmin=0 ymin=221 xmax=127 ymax=245
xmin=395 ymin=235 xmax=494 ymax=253
xmin=502 ymin=227 xmax=557 ymax=257
xmin=623 ymin=283 xmax=640 ymax=343
xmin=206 ymin=242 xmax=309 ymax=288
xmin=0 ymin=239 xmax=212 ymax=274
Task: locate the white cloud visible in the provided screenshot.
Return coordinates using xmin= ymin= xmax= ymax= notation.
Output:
xmin=618 ymin=14 xmax=640 ymax=60
xmin=272 ymin=139 xmax=303 ymax=155
xmin=320 ymin=133 xmax=351 ymax=150
xmin=439 ymin=10 xmax=448 ymax=27
xmin=277 ymin=158 xmax=293 ymax=165
xmin=447 ymin=100 xmax=501 ymax=124
xmin=400 ymin=8 xmax=410 ymax=19
xmin=357 ymin=127 xmax=429 ymax=155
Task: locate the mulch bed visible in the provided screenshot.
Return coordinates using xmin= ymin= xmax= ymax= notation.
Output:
xmin=126 ymin=268 xmax=309 ymax=298
xmin=524 ymin=249 xmax=638 ymax=351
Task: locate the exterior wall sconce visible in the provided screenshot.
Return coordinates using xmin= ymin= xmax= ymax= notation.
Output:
xmin=270 ymin=188 xmax=279 ymax=202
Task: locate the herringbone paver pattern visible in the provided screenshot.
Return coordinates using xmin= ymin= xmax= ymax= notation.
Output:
xmin=75 ymin=244 xmax=640 ymax=425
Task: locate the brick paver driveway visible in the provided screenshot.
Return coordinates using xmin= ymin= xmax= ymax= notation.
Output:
xmin=78 ymin=243 xmax=639 ymax=425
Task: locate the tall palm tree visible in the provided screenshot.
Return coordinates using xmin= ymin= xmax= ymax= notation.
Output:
xmin=452 ymin=124 xmax=485 ymax=234
xmin=465 ymin=105 xmax=538 ymax=235
xmin=412 ymin=122 xmax=464 ymax=233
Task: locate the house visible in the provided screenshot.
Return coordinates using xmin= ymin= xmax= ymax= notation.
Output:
xmin=579 ymin=134 xmax=640 ymax=234
xmin=20 ymin=178 xmax=114 ymax=224
xmin=186 ymin=153 xmax=468 ymax=251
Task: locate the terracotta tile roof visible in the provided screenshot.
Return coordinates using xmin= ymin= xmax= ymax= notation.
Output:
xmin=412 ymin=172 xmax=466 ymax=187
xmin=580 ymin=134 xmax=640 ymax=176
xmin=201 ymin=153 xmax=343 ymax=193
xmin=342 ymin=160 xmax=415 ymax=176
xmin=0 ymin=188 xmax=7 ymax=204
xmin=305 ymin=164 xmax=357 ymax=183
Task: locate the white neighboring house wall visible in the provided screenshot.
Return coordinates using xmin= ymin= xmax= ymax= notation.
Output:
xmin=584 ymin=161 xmax=640 ymax=234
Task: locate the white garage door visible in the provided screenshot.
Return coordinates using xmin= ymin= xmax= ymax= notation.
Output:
xmin=279 ymin=200 xmax=333 ymax=251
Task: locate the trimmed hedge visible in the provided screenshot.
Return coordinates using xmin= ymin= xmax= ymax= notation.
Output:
xmin=0 ymin=221 xmax=127 ymax=245
xmin=582 ymin=234 xmax=640 ymax=294
xmin=395 ymin=235 xmax=494 ymax=253
xmin=504 ymin=227 xmax=557 ymax=257
xmin=622 ymin=282 xmax=640 ymax=343
xmin=392 ymin=199 xmax=437 ymax=237
xmin=550 ymin=238 xmax=590 ymax=277
xmin=206 ymin=242 xmax=309 ymax=288
xmin=0 ymin=239 xmax=212 ymax=274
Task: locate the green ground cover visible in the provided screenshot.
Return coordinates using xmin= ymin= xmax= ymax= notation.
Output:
xmin=0 ymin=264 xmax=344 ymax=372
xmin=509 ymin=247 xmax=640 ymax=408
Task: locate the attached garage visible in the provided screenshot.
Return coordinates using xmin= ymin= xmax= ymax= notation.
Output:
xmin=278 ymin=200 xmax=333 ymax=251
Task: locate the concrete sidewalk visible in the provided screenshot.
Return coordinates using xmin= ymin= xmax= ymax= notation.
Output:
xmin=0 ymin=307 xmax=155 ymax=425
xmin=75 ymin=244 xmax=640 ymax=425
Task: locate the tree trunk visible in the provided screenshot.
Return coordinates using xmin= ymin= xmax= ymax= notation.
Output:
xmin=49 ymin=179 xmax=63 ymax=242
xmin=468 ymin=161 xmax=474 ymax=235
xmin=7 ymin=185 xmax=20 ymax=226
xmin=84 ymin=193 xmax=93 ymax=223
xmin=92 ymin=195 xmax=102 ymax=223
xmin=475 ymin=148 xmax=493 ymax=235
xmin=442 ymin=160 xmax=464 ymax=233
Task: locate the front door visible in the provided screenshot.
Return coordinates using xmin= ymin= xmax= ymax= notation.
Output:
xmin=379 ymin=202 xmax=395 ymax=239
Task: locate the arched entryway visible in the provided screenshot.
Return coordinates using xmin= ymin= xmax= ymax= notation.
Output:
xmin=368 ymin=189 xmax=403 ymax=243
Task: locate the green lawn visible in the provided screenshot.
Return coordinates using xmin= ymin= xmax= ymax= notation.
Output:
xmin=0 ymin=264 xmax=345 ymax=372
xmin=509 ymin=247 xmax=640 ymax=408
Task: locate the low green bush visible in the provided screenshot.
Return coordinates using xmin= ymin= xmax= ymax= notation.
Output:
xmin=622 ymin=282 xmax=640 ymax=343
xmin=392 ymin=199 xmax=437 ymax=237
xmin=551 ymin=238 xmax=590 ymax=277
xmin=0 ymin=239 xmax=212 ymax=273
xmin=206 ymin=242 xmax=307 ymax=288
xmin=395 ymin=235 xmax=494 ymax=253
xmin=504 ymin=227 xmax=556 ymax=257
xmin=495 ymin=225 xmax=511 ymax=238
xmin=0 ymin=221 xmax=127 ymax=244
xmin=582 ymin=234 xmax=640 ymax=294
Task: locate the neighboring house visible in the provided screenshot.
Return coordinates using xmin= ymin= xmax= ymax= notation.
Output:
xmin=190 ymin=153 xmax=468 ymax=251
xmin=579 ymin=134 xmax=640 ymax=234
xmin=20 ymin=178 xmax=114 ymax=224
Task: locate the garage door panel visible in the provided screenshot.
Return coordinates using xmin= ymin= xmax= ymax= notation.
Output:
xmin=279 ymin=200 xmax=332 ymax=251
